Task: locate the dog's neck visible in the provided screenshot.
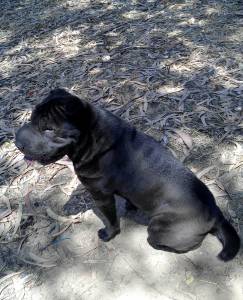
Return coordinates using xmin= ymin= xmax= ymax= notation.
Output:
xmin=67 ymin=105 xmax=124 ymax=173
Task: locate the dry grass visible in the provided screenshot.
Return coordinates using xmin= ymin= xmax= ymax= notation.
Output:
xmin=0 ymin=0 xmax=243 ymax=299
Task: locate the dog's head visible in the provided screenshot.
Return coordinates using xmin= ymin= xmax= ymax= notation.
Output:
xmin=15 ymin=89 xmax=93 ymax=165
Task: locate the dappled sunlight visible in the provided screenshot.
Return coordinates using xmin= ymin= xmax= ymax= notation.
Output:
xmin=58 ymin=0 xmax=91 ymax=11
xmin=122 ymin=10 xmax=147 ymax=20
xmin=156 ymin=84 xmax=184 ymax=96
xmin=231 ymin=267 xmax=243 ymax=300
xmin=0 ymin=0 xmax=242 ymax=299
xmin=53 ymin=28 xmax=82 ymax=58
xmin=205 ymin=6 xmax=221 ymax=16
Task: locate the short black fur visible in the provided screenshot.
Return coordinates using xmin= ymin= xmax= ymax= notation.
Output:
xmin=15 ymin=89 xmax=241 ymax=261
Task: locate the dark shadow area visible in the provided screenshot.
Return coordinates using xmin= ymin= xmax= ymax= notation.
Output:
xmin=0 ymin=0 xmax=243 ymax=299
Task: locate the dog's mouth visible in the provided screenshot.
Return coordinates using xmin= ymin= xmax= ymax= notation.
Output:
xmin=24 ymin=155 xmax=49 ymax=165
xmin=24 ymin=158 xmax=50 ymax=166
xmin=23 ymin=155 xmax=35 ymax=166
xmin=24 ymin=152 xmax=66 ymax=166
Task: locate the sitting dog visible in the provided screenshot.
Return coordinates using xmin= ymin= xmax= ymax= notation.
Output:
xmin=15 ymin=89 xmax=240 ymax=261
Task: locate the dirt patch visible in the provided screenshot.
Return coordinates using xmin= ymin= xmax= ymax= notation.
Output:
xmin=0 ymin=0 xmax=243 ymax=299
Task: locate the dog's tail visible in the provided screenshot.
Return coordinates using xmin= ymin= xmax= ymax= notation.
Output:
xmin=211 ymin=211 xmax=240 ymax=262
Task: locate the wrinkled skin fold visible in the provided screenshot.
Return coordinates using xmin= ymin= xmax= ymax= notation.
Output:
xmin=15 ymin=89 xmax=240 ymax=261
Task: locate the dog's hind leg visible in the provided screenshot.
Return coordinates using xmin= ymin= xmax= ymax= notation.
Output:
xmin=147 ymin=215 xmax=204 ymax=254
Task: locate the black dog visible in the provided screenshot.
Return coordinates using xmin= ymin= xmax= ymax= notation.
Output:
xmin=15 ymin=89 xmax=240 ymax=261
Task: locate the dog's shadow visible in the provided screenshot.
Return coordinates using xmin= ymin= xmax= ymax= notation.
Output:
xmin=63 ymin=184 xmax=150 ymax=226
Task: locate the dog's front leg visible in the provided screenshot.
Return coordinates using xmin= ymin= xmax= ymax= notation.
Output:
xmin=91 ymin=192 xmax=120 ymax=242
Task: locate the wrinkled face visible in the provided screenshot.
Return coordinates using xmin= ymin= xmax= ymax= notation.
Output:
xmin=15 ymin=122 xmax=79 ymax=165
xmin=15 ymin=89 xmax=82 ymax=165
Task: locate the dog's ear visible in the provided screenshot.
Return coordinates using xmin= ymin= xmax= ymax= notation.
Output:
xmin=33 ymin=89 xmax=94 ymax=131
xmin=61 ymin=123 xmax=80 ymax=140
xmin=43 ymin=123 xmax=80 ymax=147
xmin=55 ymin=92 xmax=94 ymax=130
xmin=49 ymin=88 xmax=72 ymax=98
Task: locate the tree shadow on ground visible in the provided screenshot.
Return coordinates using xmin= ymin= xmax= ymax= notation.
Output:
xmin=0 ymin=0 xmax=243 ymax=299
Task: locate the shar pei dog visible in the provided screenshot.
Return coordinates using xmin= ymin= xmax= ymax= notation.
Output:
xmin=15 ymin=89 xmax=240 ymax=261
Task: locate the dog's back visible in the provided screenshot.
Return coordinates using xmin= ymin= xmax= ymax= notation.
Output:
xmin=95 ymin=108 xmax=241 ymax=260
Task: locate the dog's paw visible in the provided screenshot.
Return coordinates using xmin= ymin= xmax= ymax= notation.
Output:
xmin=98 ymin=227 xmax=120 ymax=242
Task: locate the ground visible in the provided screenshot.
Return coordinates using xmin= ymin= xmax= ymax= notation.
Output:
xmin=0 ymin=0 xmax=243 ymax=299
